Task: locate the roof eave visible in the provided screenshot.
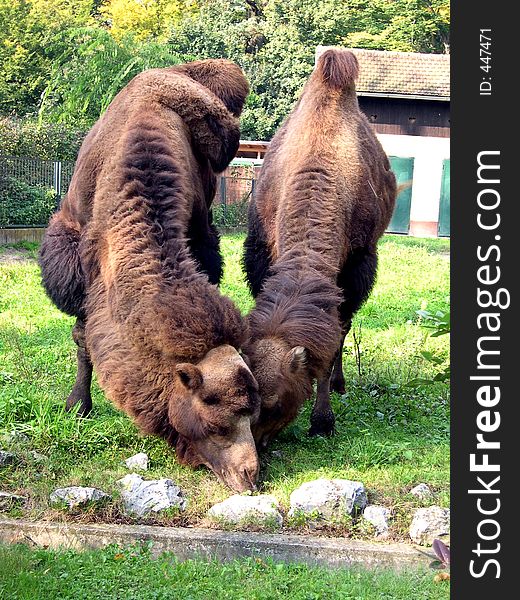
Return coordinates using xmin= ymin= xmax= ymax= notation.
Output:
xmin=357 ymin=91 xmax=450 ymax=101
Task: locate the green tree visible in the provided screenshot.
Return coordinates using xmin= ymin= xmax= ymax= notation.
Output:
xmin=0 ymin=0 xmax=95 ymax=115
xmin=169 ymin=0 xmax=313 ymax=139
xmin=1 ymin=0 xmax=450 ymax=136
xmin=341 ymin=1 xmax=450 ymax=53
xmin=169 ymin=0 xmax=450 ymax=140
xmin=39 ymin=27 xmax=181 ymax=127
xmin=100 ymin=0 xmax=198 ymax=42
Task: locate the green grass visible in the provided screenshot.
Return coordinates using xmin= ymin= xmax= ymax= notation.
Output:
xmin=0 ymin=543 xmax=450 ymax=600
xmin=0 ymin=234 xmax=449 ymax=539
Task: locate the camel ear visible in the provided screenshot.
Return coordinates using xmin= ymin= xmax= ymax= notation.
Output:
xmin=176 ymin=363 xmax=203 ymax=391
xmin=287 ymin=346 xmax=308 ymax=374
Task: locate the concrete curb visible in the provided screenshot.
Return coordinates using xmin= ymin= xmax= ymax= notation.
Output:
xmin=0 ymin=518 xmax=434 ymax=570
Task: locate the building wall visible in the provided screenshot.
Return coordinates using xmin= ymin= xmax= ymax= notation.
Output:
xmin=377 ymin=133 xmax=450 ymax=237
xmin=359 ymin=97 xmax=450 ymax=138
xmin=227 ymin=133 xmax=450 ymax=238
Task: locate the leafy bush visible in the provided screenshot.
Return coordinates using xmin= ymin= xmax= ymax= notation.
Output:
xmin=0 ymin=0 xmax=94 ymax=116
xmin=407 ymin=307 xmax=450 ymax=387
xmin=0 ymin=117 xmax=86 ymax=161
xmin=0 ymin=176 xmax=57 ymax=227
xmin=39 ymin=27 xmax=182 ymax=127
xmin=416 ymin=308 xmax=450 ymax=338
xmin=213 ymin=198 xmax=250 ymax=229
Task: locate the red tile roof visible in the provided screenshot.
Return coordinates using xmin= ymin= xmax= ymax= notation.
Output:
xmin=316 ymin=46 xmax=450 ymax=99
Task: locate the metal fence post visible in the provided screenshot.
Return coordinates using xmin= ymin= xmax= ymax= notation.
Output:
xmin=220 ymin=176 xmax=227 ymax=224
xmin=53 ymin=161 xmax=62 ymax=208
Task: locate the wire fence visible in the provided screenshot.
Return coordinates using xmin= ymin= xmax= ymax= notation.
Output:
xmin=0 ymin=156 xmax=74 ymax=228
xmin=0 ymin=155 xmax=255 ymax=230
xmin=213 ymin=176 xmax=255 ymax=229
xmin=0 ymin=155 xmax=429 ymax=235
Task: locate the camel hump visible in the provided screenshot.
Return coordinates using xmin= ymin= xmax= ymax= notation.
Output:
xmin=316 ymin=48 xmax=359 ymax=90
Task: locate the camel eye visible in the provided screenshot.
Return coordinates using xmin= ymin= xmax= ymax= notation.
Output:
xmin=203 ymin=394 xmax=220 ymax=405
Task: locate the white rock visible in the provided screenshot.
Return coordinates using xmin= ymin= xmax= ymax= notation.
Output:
xmin=410 ymin=483 xmax=434 ymax=500
xmin=0 ymin=450 xmax=18 ymax=467
xmin=30 ymin=451 xmax=46 ymax=462
xmin=117 ymin=473 xmax=186 ymax=516
xmin=288 ymin=478 xmax=367 ymax=520
xmin=1 ymin=431 xmax=29 ymax=445
xmin=0 ymin=491 xmax=26 ymax=510
xmin=363 ymin=505 xmax=391 ymax=535
xmin=124 ymin=452 xmax=149 ymax=471
xmin=410 ymin=506 xmax=450 ymax=546
xmin=208 ymin=494 xmax=282 ymax=528
xmin=50 ymin=486 xmax=111 ymax=509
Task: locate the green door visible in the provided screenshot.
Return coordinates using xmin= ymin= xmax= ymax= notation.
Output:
xmin=387 ymin=156 xmax=414 ymax=234
xmin=438 ymin=159 xmax=450 ymax=237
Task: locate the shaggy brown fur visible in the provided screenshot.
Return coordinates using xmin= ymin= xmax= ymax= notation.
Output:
xmin=39 ymin=60 xmax=261 ymax=492
xmin=243 ymin=48 xmax=397 ymax=446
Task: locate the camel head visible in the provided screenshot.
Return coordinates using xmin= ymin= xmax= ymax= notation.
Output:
xmin=244 ymin=337 xmax=313 ymax=450
xmin=170 ymin=345 xmax=261 ymax=492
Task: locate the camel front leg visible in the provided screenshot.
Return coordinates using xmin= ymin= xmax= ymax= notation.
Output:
xmin=309 ymin=353 xmax=337 ymax=437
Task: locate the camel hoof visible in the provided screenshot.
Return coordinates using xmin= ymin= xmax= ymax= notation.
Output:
xmin=66 ymin=392 xmax=92 ymax=418
xmin=330 ymin=379 xmax=346 ymax=394
xmin=309 ymin=411 xmax=336 ymax=437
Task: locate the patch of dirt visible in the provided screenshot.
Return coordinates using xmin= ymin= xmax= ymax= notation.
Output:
xmin=0 ymin=248 xmax=35 ymax=264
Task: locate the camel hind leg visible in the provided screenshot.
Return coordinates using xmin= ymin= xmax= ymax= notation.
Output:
xmin=309 ymin=354 xmax=338 ymax=436
xmin=330 ymin=329 xmax=348 ymax=394
xmin=39 ymin=211 xmax=93 ymax=416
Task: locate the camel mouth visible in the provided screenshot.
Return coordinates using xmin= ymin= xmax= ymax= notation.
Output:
xmin=214 ymin=465 xmax=259 ymax=493
xmin=222 ymin=474 xmax=258 ymax=493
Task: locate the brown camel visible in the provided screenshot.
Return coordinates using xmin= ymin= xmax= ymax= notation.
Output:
xmin=39 ymin=59 xmax=261 ymax=492
xmin=243 ymin=48 xmax=397 ymax=447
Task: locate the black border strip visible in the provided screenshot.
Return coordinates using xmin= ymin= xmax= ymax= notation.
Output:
xmin=452 ymin=3 xmax=515 ymax=596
